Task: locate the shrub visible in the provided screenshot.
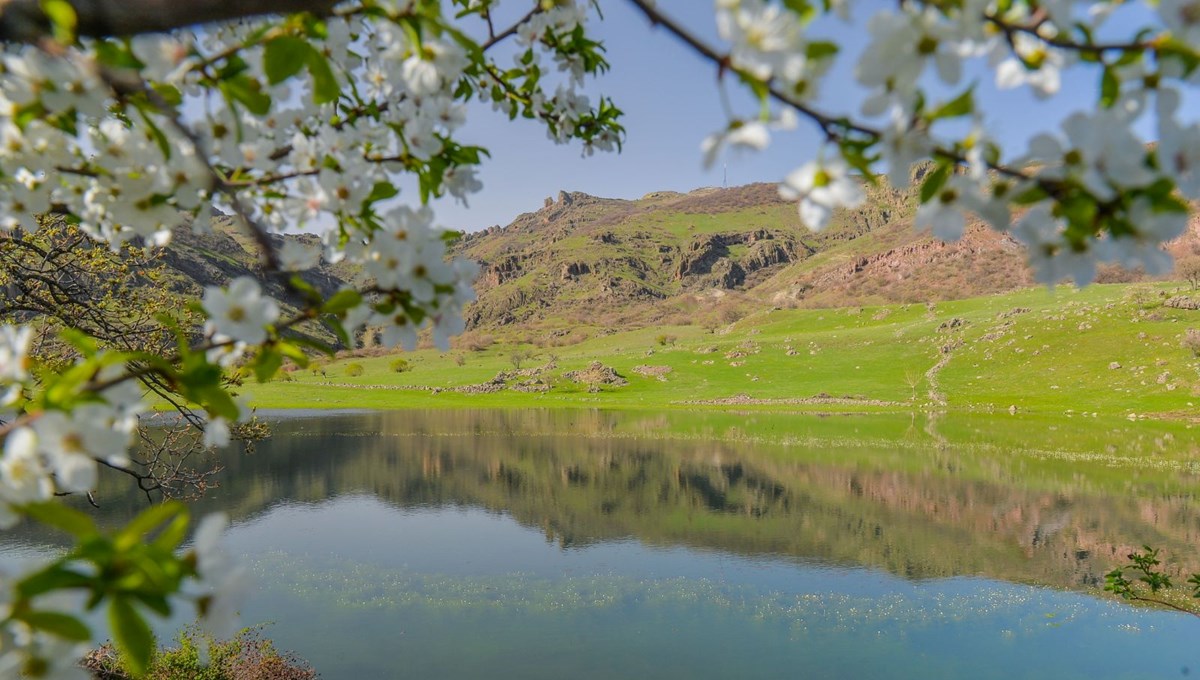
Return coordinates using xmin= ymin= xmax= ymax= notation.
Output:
xmin=345 ymin=362 xmax=364 ymax=377
xmin=456 ymin=331 xmax=495 ymax=352
xmin=1184 ymin=329 xmax=1200 ymax=357
xmin=453 ymin=354 xmax=466 ymax=367
xmin=1179 ymin=258 xmax=1200 ymax=291
xmin=389 ymin=357 xmax=411 ymax=373
xmin=83 ymin=626 xmax=316 ymax=680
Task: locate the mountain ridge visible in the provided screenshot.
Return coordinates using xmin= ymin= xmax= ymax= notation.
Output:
xmin=452 ymin=179 xmax=1200 ymax=334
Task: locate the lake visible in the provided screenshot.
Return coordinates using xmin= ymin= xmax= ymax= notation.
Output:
xmin=4 ymin=409 xmax=1200 ymax=678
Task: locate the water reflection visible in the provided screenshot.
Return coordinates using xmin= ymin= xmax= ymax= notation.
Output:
xmin=6 ymin=410 xmax=1200 ymax=679
xmin=12 ymin=409 xmax=1200 ymax=592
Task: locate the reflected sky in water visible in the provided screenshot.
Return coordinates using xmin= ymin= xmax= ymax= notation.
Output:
xmin=6 ymin=409 xmax=1200 ymax=678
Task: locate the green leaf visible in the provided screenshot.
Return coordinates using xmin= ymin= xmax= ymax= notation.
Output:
xmin=263 ymin=36 xmax=311 ymax=85
xmin=151 ymin=83 xmax=184 ymax=107
xmin=134 ymin=592 xmax=173 ymax=618
xmin=365 ymin=181 xmax=400 ymax=204
xmin=59 ymin=328 xmax=98 ymax=357
xmin=287 ymin=335 xmax=335 ymax=357
xmin=325 ymin=316 xmax=351 ymax=348
xmin=253 ymin=347 xmax=284 ymax=383
xmin=275 ymin=341 xmax=310 ymax=367
xmin=94 ymin=40 xmax=144 ymax=70
xmin=919 ymin=162 xmax=952 ymax=204
xmin=40 ymin=0 xmax=77 ymax=43
xmin=1100 ymin=66 xmax=1119 ymax=108
xmin=16 ymin=566 xmax=92 ymax=600
xmin=109 ymin=597 xmax=154 ymax=677
xmin=23 ymin=502 xmax=98 ymax=538
xmin=1011 ymin=183 xmax=1049 ymax=205
xmin=805 ymin=41 xmax=838 ymax=61
xmin=782 ymin=0 xmax=816 ymax=21
xmin=928 ymin=86 xmax=975 ymax=120
xmin=221 ymin=75 xmax=272 ymax=116
xmin=305 ymin=51 xmax=340 ymax=104
xmin=135 ymin=105 xmax=173 ymax=160
xmin=195 ymin=384 xmax=240 ymax=420
xmin=18 ymin=611 xmax=91 ymax=641
xmin=322 ymin=289 xmax=362 ymax=315
xmin=115 ymin=501 xmax=188 ymax=552
xmin=151 ymin=512 xmax=191 ymax=552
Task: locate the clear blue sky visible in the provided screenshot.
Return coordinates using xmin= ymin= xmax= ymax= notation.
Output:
xmin=428 ymin=0 xmax=1165 ymax=233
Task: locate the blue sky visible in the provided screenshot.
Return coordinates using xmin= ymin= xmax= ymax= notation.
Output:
xmin=428 ymin=1 xmax=1163 ymax=233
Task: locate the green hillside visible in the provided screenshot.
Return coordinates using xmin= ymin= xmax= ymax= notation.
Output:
xmin=451 ymin=179 xmax=1199 ymax=334
xmin=250 ymin=282 xmax=1200 ymax=418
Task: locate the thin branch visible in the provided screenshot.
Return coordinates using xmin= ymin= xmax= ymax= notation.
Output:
xmin=624 ymin=0 xmax=1048 ymax=190
xmin=480 ymin=5 xmax=540 ymax=51
xmin=984 ymin=13 xmax=1158 ymax=56
xmin=1124 ymin=594 xmax=1200 ymax=617
xmin=625 ymin=0 xmax=875 ymax=141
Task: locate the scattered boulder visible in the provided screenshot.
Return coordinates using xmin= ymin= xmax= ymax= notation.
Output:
xmin=564 ymin=361 xmax=628 ymax=387
xmin=1165 ymin=296 xmax=1200 ymax=310
xmin=1109 ymin=362 xmax=1122 ymax=370
xmin=938 ymin=317 xmax=969 ymax=331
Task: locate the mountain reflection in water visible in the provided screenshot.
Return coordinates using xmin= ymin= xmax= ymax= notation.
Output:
xmin=11 ymin=408 xmax=1199 ymax=592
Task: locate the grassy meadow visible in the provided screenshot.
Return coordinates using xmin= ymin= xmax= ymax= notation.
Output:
xmin=247 ymin=282 xmax=1200 ymax=419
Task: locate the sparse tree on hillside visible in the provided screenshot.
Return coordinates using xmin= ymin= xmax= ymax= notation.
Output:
xmin=1179 ymin=258 xmax=1200 ymax=291
xmin=2 ymin=0 xmax=1200 ymax=673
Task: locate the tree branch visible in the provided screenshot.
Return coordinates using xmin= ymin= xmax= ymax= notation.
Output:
xmin=624 ymin=0 xmax=1061 ymax=193
xmin=0 ymin=0 xmax=339 ymax=41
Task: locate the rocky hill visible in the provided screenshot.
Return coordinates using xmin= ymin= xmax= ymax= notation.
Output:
xmin=159 ymin=214 xmax=357 ymax=347
xmin=453 ymin=179 xmax=1200 ymax=333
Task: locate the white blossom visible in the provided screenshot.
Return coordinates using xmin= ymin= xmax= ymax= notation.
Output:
xmin=1159 ymin=0 xmax=1200 ymax=45
xmin=915 ymin=175 xmax=976 ymax=241
xmin=190 ymin=513 xmax=250 ymax=639
xmin=203 ymin=418 xmax=231 ymax=449
xmin=778 ymin=157 xmax=864 ymax=231
xmin=716 ymin=0 xmax=811 ymax=88
xmin=0 ymin=428 xmax=52 ymax=527
xmin=0 ymin=325 xmax=32 ymax=405
xmin=202 ymin=277 xmax=281 ymax=345
xmin=992 ymin=33 xmax=1067 ymax=99
xmin=701 ymin=110 xmax=796 ymax=170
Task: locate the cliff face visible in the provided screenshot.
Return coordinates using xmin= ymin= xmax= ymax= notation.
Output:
xmin=455 ymin=183 xmax=818 ymax=329
xmin=452 ymin=181 xmax=1200 ymax=332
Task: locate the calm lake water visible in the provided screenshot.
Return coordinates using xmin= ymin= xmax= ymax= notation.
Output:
xmin=5 ymin=409 xmax=1200 ymax=678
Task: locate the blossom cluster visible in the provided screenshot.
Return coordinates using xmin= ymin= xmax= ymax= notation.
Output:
xmin=705 ymin=0 xmax=1200 ymax=286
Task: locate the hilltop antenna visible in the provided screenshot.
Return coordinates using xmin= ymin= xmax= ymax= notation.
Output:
xmin=723 ymin=163 xmax=727 ymax=189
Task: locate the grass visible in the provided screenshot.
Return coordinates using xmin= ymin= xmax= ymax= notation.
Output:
xmin=249 ymin=282 xmax=1200 ymax=417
